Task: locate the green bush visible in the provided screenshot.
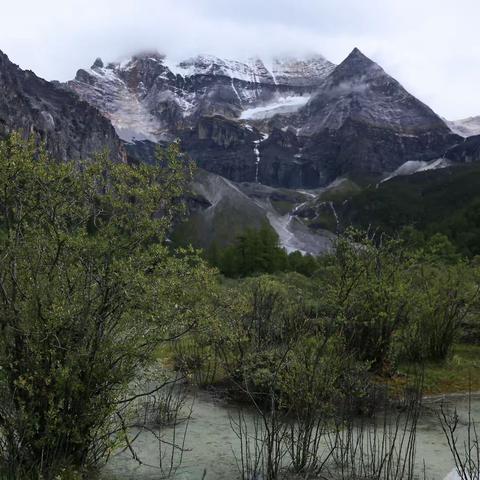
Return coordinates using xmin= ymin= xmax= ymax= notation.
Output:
xmin=0 ymin=135 xmax=214 ymax=478
xmin=397 ymin=263 xmax=474 ymax=363
xmin=319 ymin=231 xmax=411 ymax=372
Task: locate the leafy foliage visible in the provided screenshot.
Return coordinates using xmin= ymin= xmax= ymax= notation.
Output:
xmin=0 ymin=134 xmax=215 ymax=478
xmin=318 ymin=231 xmax=412 ymax=372
xmin=316 ymin=230 xmax=478 ymax=371
xmin=397 ymin=262 xmax=478 ymax=362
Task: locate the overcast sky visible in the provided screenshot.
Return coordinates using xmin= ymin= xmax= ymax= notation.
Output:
xmin=1 ymin=0 xmax=478 ymax=119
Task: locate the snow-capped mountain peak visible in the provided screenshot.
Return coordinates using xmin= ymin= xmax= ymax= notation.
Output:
xmin=65 ymin=48 xmax=462 ymax=191
xmin=68 ymin=51 xmax=335 ymax=143
xmin=300 ymin=47 xmax=449 ymax=135
xmin=166 ymin=54 xmax=272 ymax=83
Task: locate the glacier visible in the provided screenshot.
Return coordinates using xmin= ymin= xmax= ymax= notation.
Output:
xmin=240 ymin=95 xmax=310 ymax=120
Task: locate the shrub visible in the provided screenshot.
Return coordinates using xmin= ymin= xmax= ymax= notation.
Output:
xmin=320 ymin=230 xmax=411 ymax=372
xmin=0 ymin=135 xmax=213 ymax=478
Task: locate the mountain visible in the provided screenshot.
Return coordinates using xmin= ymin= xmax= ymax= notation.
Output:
xmin=447 ymin=116 xmax=480 ymax=137
xmin=0 ymin=47 xmax=337 ymax=255
xmin=67 ymin=49 xmax=463 ymax=189
xmin=66 ymin=51 xmax=341 ymax=187
xmin=67 ymin=52 xmax=334 ymax=143
xmin=295 ymin=48 xmax=460 ymax=181
xmin=0 ymin=50 xmax=124 ymax=162
xmin=2 ymin=46 xmax=478 ymax=257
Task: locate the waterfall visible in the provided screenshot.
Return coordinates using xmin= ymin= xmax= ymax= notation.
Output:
xmin=230 ymin=78 xmax=243 ymax=106
xmin=253 ymin=140 xmax=261 ymax=183
xmin=329 ymin=201 xmax=339 ymax=231
xmin=252 ymin=133 xmax=269 ymax=183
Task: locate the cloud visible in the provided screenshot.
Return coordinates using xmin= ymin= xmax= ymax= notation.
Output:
xmin=1 ymin=0 xmax=479 ymax=118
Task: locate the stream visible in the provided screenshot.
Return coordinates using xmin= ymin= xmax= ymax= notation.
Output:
xmin=103 ymin=390 xmax=245 ymax=480
xmin=102 ymin=391 xmax=480 ymax=480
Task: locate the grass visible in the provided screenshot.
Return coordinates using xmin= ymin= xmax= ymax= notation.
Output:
xmin=393 ymin=344 xmax=480 ymax=396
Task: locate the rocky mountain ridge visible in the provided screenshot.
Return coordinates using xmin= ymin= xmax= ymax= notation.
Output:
xmin=292 ymin=48 xmax=460 ymax=181
xmin=0 ymin=50 xmax=124 ymax=163
xmin=67 ymin=52 xmax=334 ymax=144
xmin=1 ymin=46 xmax=480 ymax=255
xmin=66 ymin=48 xmax=464 ymax=189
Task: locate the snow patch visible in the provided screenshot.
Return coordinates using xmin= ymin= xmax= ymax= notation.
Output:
xmin=382 ymin=158 xmax=451 ymax=183
xmin=447 ymin=116 xmax=480 ymax=138
xmin=166 ymin=54 xmax=271 ymax=83
xmin=240 ymin=95 xmax=310 ymax=120
xmin=417 ymin=157 xmax=451 ymax=172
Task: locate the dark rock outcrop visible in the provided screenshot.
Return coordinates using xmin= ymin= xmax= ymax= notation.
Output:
xmin=0 ymin=50 xmax=124 ymax=162
xmin=180 ymin=115 xmax=259 ymax=182
xmin=446 ymin=135 xmax=480 ymax=164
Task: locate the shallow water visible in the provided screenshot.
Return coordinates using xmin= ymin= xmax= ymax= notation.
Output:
xmin=103 ymin=390 xmax=250 ymax=479
xmin=103 ymin=391 xmax=480 ymax=480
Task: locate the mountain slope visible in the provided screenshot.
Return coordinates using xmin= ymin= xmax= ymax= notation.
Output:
xmin=66 ymin=48 xmax=465 ymax=189
xmin=0 ymin=50 xmax=124 ymax=162
xmin=170 ymin=168 xmax=335 ymax=254
xmin=67 ymin=52 xmax=334 ymax=143
xmin=296 ymin=48 xmax=460 ymax=180
xmin=301 ymin=48 xmax=448 ymax=134
xmin=126 ymin=139 xmax=334 ymax=254
xmin=330 ymin=164 xmax=480 ymax=256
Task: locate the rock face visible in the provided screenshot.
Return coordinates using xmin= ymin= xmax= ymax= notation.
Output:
xmin=66 ymin=48 xmax=465 ymax=188
xmin=446 ymin=135 xmax=480 ymax=164
xmin=180 ymin=115 xmax=260 ymax=182
xmin=295 ymin=48 xmax=461 ymax=182
xmin=67 ymin=52 xmax=334 ymax=143
xmin=0 ymin=50 xmax=124 ymax=162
